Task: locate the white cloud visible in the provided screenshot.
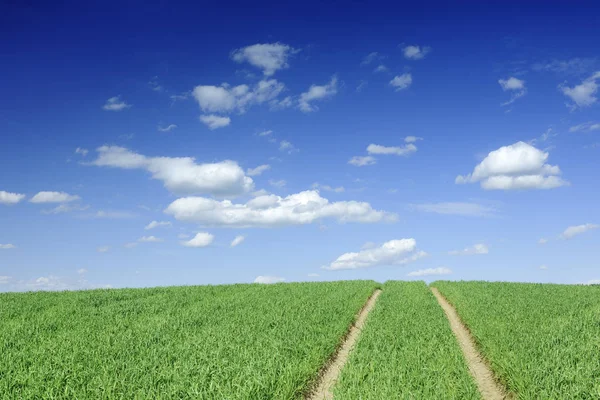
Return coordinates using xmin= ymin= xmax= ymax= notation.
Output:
xmin=231 ymin=43 xmax=298 ymax=76
xmin=404 ymin=136 xmax=422 ymax=143
xmin=538 ymin=238 xmax=548 ymax=245
xmin=97 ymin=246 xmax=109 ymax=253
xmin=587 ymin=279 xmax=600 ymax=285
xmin=75 ymin=147 xmax=89 ymax=157
xmin=0 ymin=276 xmax=11 ymax=284
xmin=124 ymin=242 xmax=138 ymax=248
xmin=77 ymin=268 xmax=88 ymax=275
xmin=144 ymin=221 xmax=172 ymax=230
xmin=374 ymin=65 xmax=389 ymax=73
xmin=182 ymin=232 xmax=214 ymax=248
xmin=230 ymin=235 xmax=245 ymax=247
xmin=499 ymin=77 xmax=525 ymax=91
xmin=193 ymin=79 xmax=285 ymax=115
xmin=408 ymin=267 xmax=452 ymax=277
xmin=30 ymin=191 xmax=80 ymax=203
xmin=560 ymin=223 xmax=599 ymax=239
xmin=42 ymin=203 xmax=90 ymax=214
xmin=311 ymin=183 xmax=345 ymax=193
xmin=90 ymin=146 xmax=254 ymax=196
xmin=532 ymin=58 xmax=597 ymax=75
xmin=0 ymin=244 xmax=16 ymax=249
xmin=158 ymin=124 xmax=177 ymax=132
xmin=165 ymin=190 xmax=396 ymax=228
xmin=361 ymin=52 xmax=382 ymax=66
xmin=410 ymin=202 xmax=497 ymax=217
xmin=254 ymin=275 xmax=285 ymax=284
xmin=0 ymin=191 xmax=26 ymax=205
xmin=499 ymin=77 xmax=527 ymax=106
xmin=138 ymin=236 xmax=163 ymax=243
xmin=257 ymin=130 xmax=273 ymax=137
xmin=92 ymin=210 xmax=136 ymax=219
xmin=449 ymin=243 xmax=489 ymax=256
xmin=560 ymin=71 xmax=600 ymax=108
xmin=308 ymin=273 xmax=320 ymax=277
xmin=456 ymin=141 xmax=568 ymax=190
xmin=389 ymin=73 xmax=412 ymax=91
xmin=102 ymin=96 xmax=131 ymax=111
xmin=323 ymin=239 xmax=426 ymax=270
xmin=356 ymin=80 xmax=368 ymax=92
xmin=269 ymin=96 xmax=294 ymax=110
xmin=402 ymin=45 xmax=431 ymax=60
xmin=268 ymin=179 xmax=286 ymax=188
xmin=199 ymin=114 xmax=231 ymax=130
xmin=569 ymin=121 xmax=600 ymax=132
xmin=539 ymin=265 xmax=548 ymax=270
xmin=149 ymin=76 xmax=163 ymax=92
xmin=367 ymin=143 xmax=417 ymax=156
xmin=299 ymin=76 xmax=338 ymax=112
xmin=279 ymin=140 xmax=298 ymax=154
xmin=246 ymin=164 xmax=271 ymax=176
xmin=348 ymin=156 xmax=376 ymax=166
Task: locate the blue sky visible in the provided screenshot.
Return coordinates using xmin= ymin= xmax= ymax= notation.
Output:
xmin=1 ymin=1 xmax=599 ymax=291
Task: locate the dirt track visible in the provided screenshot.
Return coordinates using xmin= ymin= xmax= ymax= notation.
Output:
xmin=306 ymin=289 xmax=382 ymax=400
xmin=431 ymin=288 xmax=511 ymax=400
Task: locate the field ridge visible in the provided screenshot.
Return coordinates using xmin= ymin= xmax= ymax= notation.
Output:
xmin=431 ymin=287 xmax=511 ymax=400
xmin=306 ymin=288 xmax=382 ymax=400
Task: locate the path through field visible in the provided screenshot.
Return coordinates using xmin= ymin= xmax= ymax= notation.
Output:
xmin=306 ymin=289 xmax=382 ymax=400
xmin=431 ymin=288 xmax=510 ymax=400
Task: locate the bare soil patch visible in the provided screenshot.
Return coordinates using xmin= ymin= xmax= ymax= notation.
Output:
xmin=431 ymin=288 xmax=512 ymax=400
xmin=306 ymin=289 xmax=382 ymax=400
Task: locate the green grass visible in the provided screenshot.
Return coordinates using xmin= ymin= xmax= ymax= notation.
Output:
xmin=0 ymin=280 xmax=378 ymax=399
xmin=432 ymin=281 xmax=600 ymax=399
xmin=334 ymin=281 xmax=480 ymax=399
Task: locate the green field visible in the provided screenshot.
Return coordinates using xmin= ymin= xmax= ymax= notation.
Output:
xmin=433 ymin=281 xmax=600 ymax=399
xmin=334 ymin=281 xmax=480 ymax=399
xmin=0 ymin=281 xmax=377 ymax=399
xmin=3 ymin=280 xmax=599 ymax=399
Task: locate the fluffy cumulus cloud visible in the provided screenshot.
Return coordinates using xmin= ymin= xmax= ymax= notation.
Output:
xmin=102 ymin=96 xmax=131 ymax=111
xmin=230 ymin=235 xmax=245 ymax=247
xmin=193 ymin=79 xmax=285 ymax=114
xmin=0 ymin=275 xmax=11 ymax=284
xmin=449 ymin=243 xmax=489 ymax=256
xmin=407 ymin=267 xmax=452 ymax=277
xmin=90 ymin=146 xmax=254 ymax=196
xmin=231 ymin=43 xmax=298 ymax=76
xmin=254 ymin=275 xmax=285 ymax=284
xmin=323 ymin=239 xmax=426 ymax=270
xmin=0 ymin=244 xmax=16 ymax=249
xmin=569 ymin=121 xmax=600 ymax=132
xmin=560 ymin=223 xmax=599 ymax=239
xmin=0 ymin=190 xmax=26 ymax=205
xmin=410 ymin=202 xmax=497 ymax=217
xmin=30 ymin=191 xmax=80 ymax=203
xmin=402 ymin=45 xmax=431 ymax=60
xmin=246 ymin=164 xmax=271 ymax=176
xmin=389 ymin=73 xmax=412 ymax=91
xmin=298 ymin=76 xmax=338 ymax=112
xmin=456 ymin=142 xmax=568 ymax=190
xmin=279 ymin=140 xmax=298 ymax=153
xmin=367 ymin=143 xmax=417 ymax=156
xmin=144 ymin=220 xmax=172 ymax=230
xmin=165 ymin=190 xmax=396 ymax=228
xmin=560 ymin=71 xmax=600 ymax=109
xmin=498 ymin=77 xmax=527 ymax=106
xmin=348 ymin=156 xmax=376 ymax=167
xmin=182 ymin=232 xmax=214 ymax=248
xmin=199 ymin=114 xmax=231 ymax=130
xmin=361 ymin=52 xmax=384 ymax=66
